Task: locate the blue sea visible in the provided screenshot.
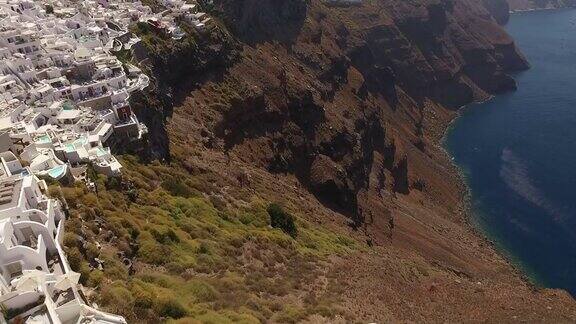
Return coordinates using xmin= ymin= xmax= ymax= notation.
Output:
xmin=445 ymin=9 xmax=576 ymax=295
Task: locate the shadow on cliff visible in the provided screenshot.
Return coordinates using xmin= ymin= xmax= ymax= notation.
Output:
xmin=210 ymin=0 xmax=307 ymax=45
xmin=128 ymin=21 xmax=240 ymax=161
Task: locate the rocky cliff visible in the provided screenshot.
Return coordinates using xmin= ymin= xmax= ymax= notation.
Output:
xmin=105 ymin=0 xmax=576 ymax=321
xmin=179 ymin=0 xmax=529 ymax=232
xmin=484 ymin=0 xmax=512 ymax=24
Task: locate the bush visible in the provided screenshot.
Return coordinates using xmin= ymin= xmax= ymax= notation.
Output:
xmin=161 ymin=178 xmax=194 ymax=198
xmin=131 ymin=281 xmax=154 ymax=309
xmin=87 ymin=270 xmax=104 ymax=287
xmin=100 ymin=285 xmax=135 ymax=317
xmin=153 ymin=296 xmax=187 ymax=319
xmin=63 ymin=232 xmax=79 ymax=249
xmin=135 ymin=21 xmax=151 ymax=35
xmin=57 ymin=146 xmax=361 ymax=322
xmin=267 ymin=204 xmax=297 ymax=238
xmin=151 ymin=228 xmax=180 ymax=244
xmin=86 ymin=242 xmax=100 ymax=260
xmin=137 ymin=231 xmax=171 ymax=264
xmin=275 ymin=305 xmax=306 ymax=324
xmin=183 ymin=280 xmax=219 ymax=302
xmin=67 ymin=247 xmax=82 ymax=271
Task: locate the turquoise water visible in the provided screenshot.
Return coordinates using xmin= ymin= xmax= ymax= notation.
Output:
xmin=64 ymin=143 xmax=75 ymax=153
xmin=446 ymin=9 xmax=576 ymax=295
xmin=48 ymin=165 xmax=66 ymax=179
xmin=97 ymin=147 xmax=108 ymax=157
xmin=65 ymin=137 xmax=87 ymax=153
xmin=36 ymin=135 xmax=51 ymax=144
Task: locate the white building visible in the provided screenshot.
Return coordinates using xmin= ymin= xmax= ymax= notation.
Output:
xmin=0 ymin=0 xmax=215 ymax=319
xmin=0 ymin=157 xmax=126 ymax=323
xmin=0 ymin=0 xmax=169 ymax=181
xmin=0 ymin=0 xmax=221 ymax=321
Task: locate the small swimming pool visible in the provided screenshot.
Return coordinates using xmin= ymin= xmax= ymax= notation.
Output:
xmin=97 ymin=147 xmax=108 ymax=157
xmin=62 ymin=102 xmax=74 ymax=110
xmin=64 ymin=143 xmax=75 ymax=153
xmin=36 ymin=135 xmax=51 ymax=144
xmin=64 ymin=137 xmax=88 ymax=153
xmin=47 ymin=165 xmax=66 ymax=179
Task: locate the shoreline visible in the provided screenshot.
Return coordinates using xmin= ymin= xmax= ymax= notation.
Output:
xmin=439 ymin=95 xmax=552 ymax=294
xmin=509 ymin=6 xmax=576 ymax=14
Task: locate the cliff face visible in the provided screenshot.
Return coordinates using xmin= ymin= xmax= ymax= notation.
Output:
xmin=483 ymin=0 xmax=511 ymax=24
xmin=127 ymin=0 xmax=576 ymax=321
xmin=182 ymin=0 xmax=528 ymax=230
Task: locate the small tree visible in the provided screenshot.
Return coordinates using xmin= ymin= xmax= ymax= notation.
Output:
xmin=267 ymin=203 xmax=297 ymax=238
xmin=45 ymin=5 xmax=54 ymax=14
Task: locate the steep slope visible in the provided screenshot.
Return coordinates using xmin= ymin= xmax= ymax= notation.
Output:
xmin=181 ymin=0 xmax=529 ymax=245
xmin=64 ymin=0 xmax=576 ymax=322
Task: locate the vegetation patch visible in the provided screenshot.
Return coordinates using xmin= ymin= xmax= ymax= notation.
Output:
xmin=267 ymin=203 xmax=297 ymax=238
xmin=56 ymin=155 xmax=359 ymax=322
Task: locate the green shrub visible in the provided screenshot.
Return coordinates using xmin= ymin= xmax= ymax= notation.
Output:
xmin=62 ymin=232 xmax=79 ymax=249
xmin=134 ymin=21 xmax=151 ymax=35
xmin=78 ymin=261 xmax=91 ymax=285
xmin=85 ymin=242 xmax=100 ymax=260
xmin=275 ymin=305 xmax=306 ymax=324
xmin=87 ymin=270 xmax=104 ymax=287
xmin=267 ymin=204 xmax=297 ymax=238
xmin=137 ymin=231 xmax=171 ymax=264
xmin=183 ymin=280 xmax=219 ymax=302
xmin=67 ymin=247 xmax=82 ymax=271
xmin=57 ymin=150 xmax=362 ymax=322
xmin=131 ymin=281 xmax=154 ymax=309
xmin=105 ymin=176 xmax=122 ymax=190
xmin=197 ymin=241 xmax=210 ymax=254
xmin=153 ymin=296 xmax=187 ymax=319
xmin=161 ymin=178 xmax=194 ymax=198
xmin=102 ymin=257 xmax=129 ymax=281
xmin=100 ymin=285 xmax=135 ymax=317
xmin=151 ymin=228 xmax=180 ymax=244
